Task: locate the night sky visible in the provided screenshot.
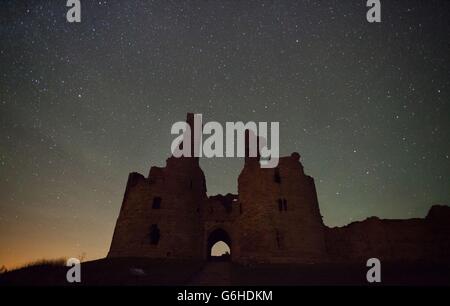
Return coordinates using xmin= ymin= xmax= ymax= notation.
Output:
xmin=1 ymin=1 xmax=449 ymax=269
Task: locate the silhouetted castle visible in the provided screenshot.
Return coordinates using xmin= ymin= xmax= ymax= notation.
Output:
xmin=108 ymin=114 xmax=450 ymax=264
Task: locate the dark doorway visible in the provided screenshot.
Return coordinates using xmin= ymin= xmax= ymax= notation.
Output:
xmin=207 ymin=228 xmax=231 ymax=261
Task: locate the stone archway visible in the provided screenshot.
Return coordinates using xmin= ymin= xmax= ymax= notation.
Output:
xmin=207 ymin=228 xmax=231 ymax=261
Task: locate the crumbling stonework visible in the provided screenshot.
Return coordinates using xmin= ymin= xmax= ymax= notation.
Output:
xmin=234 ymin=152 xmax=327 ymax=263
xmin=326 ymin=205 xmax=450 ymax=263
xmin=108 ymin=114 xmax=450 ymax=264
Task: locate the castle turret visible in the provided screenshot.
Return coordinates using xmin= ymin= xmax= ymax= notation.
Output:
xmin=109 ymin=113 xmax=327 ymax=263
xmin=108 ymin=114 xmax=207 ymax=259
xmin=235 ymin=152 xmax=328 ymax=264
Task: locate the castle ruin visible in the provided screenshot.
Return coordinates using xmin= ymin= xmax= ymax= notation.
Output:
xmin=108 ymin=114 xmax=450 ymax=264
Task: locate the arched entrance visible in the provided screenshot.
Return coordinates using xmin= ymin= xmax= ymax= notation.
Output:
xmin=207 ymin=228 xmax=231 ymax=261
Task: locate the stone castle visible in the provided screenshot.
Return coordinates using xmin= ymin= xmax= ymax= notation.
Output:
xmin=108 ymin=114 xmax=450 ymax=264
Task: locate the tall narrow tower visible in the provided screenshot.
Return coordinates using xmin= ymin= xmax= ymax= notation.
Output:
xmin=108 ymin=114 xmax=207 ymax=259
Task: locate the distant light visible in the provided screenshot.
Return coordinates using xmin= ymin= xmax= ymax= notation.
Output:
xmin=211 ymin=241 xmax=230 ymax=257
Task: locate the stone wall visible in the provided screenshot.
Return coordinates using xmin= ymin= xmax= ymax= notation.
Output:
xmin=108 ymin=114 xmax=450 ymax=264
xmin=325 ymin=205 xmax=450 ymax=263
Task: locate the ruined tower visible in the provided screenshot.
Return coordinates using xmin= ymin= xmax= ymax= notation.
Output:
xmin=108 ymin=113 xmax=449 ymax=265
xmin=108 ymin=114 xmax=207 ymax=259
xmin=108 ymin=114 xmax=328 ymax=263
xmin=235 ymin=151 xmax=328 ymax=264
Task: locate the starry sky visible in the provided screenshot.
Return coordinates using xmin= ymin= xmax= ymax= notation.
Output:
xmin=1 ymin=0 xmax=449 ymax=269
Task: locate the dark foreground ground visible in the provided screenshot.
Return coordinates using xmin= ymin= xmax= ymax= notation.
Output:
xmin=1 ymin=258 xmax=449 ymax=286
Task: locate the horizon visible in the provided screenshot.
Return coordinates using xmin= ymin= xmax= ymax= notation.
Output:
xmin=1 ymin=0 xmax=449 ymax=270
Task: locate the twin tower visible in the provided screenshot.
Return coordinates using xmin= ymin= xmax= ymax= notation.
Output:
xmin=108 ymin=113 xmax=328 ymax=263
xmin=108 ymin=114 xmax=450 ymax=263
